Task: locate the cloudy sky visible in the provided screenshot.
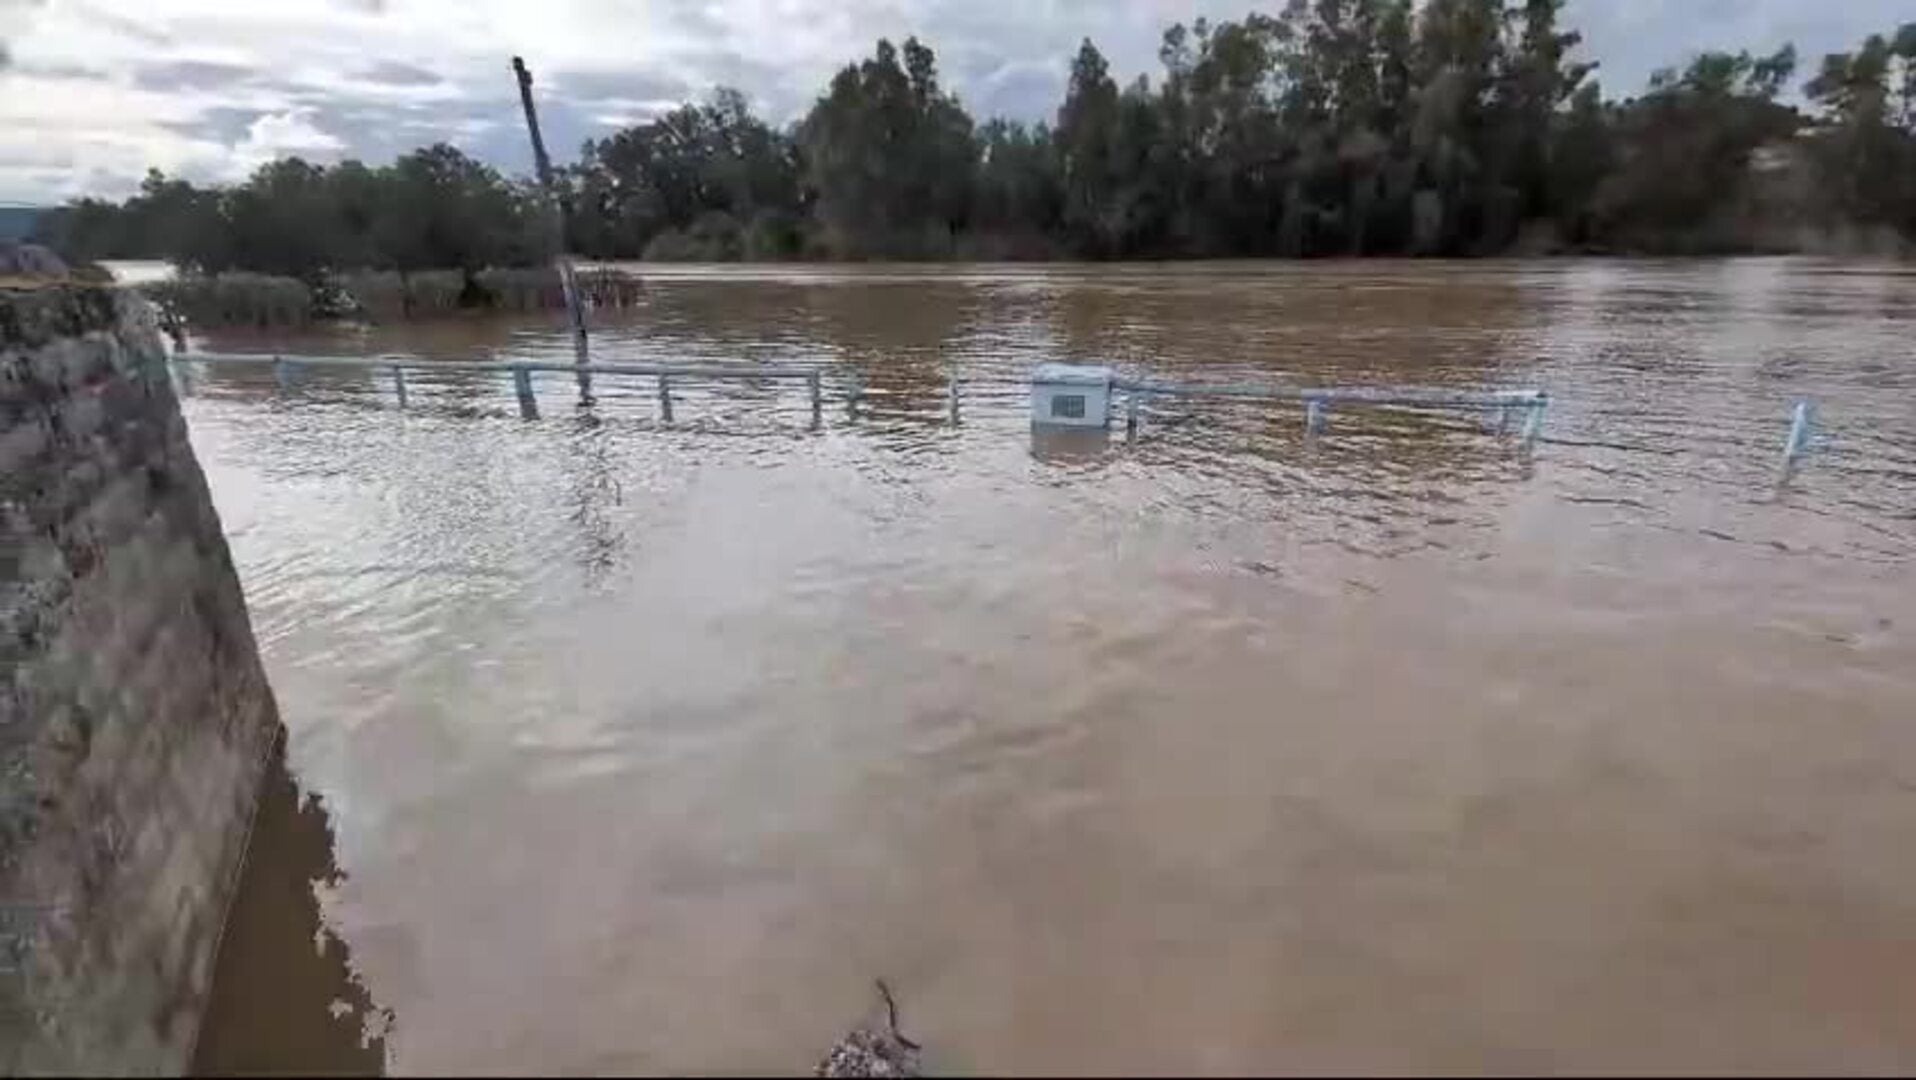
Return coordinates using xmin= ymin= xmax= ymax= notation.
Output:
xmin=0 ymin=0 xmax=1905 ymax=204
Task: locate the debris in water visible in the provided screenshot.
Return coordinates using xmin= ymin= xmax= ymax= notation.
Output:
xmin=815 ymin=979 xmax=922 ymax=1077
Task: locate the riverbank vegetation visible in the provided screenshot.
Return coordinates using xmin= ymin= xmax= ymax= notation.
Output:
xmin=33 ymin=2 xmax=1916 ymax=291
xmin=138 ymin=265 xmax=647 ymax=329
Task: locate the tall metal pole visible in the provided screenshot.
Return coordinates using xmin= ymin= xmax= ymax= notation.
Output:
xmin=512 ymin=56 xmax=592 ymax=403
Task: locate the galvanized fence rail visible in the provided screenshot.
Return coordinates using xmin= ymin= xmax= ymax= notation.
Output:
xmin=170 ymin=352 xmax=1824 ymax=474
xmin=1110 ymin=377 xmax=1550 ymax=445
xmin=174 ymin=352 xmax=833 ymax=424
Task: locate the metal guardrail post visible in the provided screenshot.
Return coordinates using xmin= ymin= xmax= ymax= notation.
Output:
xmin=1520 ymin=396 xmax=1547 ymax=447
xmin=513 ymin=366 xmax=538 ymax=419
xmin=176 ymin=355 xmax=1552 ymax=454
xmin=1782 ymin=399 xmax=1815 ymax=470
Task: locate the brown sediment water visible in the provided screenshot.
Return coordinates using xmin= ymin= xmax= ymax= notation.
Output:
xmin=181 ymin=260 xmax=1916 ymax=1074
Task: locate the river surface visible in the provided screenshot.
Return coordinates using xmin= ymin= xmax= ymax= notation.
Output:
xmin=179 ymin=261 xmax=1916 ymax=1074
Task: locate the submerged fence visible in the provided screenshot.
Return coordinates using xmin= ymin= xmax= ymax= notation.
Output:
xmin=174 ymin=352 xmax=839 ymax=425
xmin=168 ymin=351 xmax=1823 ymax=473
xmin=171 ymin=353 xmax=1543 ymax=436
xmin=1110 ymin=376 xmax=1550 ymax=445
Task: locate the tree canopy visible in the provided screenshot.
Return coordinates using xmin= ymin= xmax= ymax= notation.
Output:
xmin=42 ymin=146 xmax=548 ymax=280
xmin=35 ymin=7 xmax=1916 ymax=269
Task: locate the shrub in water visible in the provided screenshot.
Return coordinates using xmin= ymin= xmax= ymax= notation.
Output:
xmin=146 ymin=273 xmax=314 ymax=328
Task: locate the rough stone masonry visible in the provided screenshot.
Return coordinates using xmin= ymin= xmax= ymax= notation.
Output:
xmin=1 ymin=284 xmax=281 ymax=1074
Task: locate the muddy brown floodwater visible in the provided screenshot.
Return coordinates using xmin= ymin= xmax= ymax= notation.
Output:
xmin=181 ymin=261 xmax=1916 ymax=1074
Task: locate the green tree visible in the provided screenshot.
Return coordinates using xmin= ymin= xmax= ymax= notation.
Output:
xmin=972 ymin=119 xmax=1064 ymax=254
xmin=1591 ymin=47 xmax=1800 ymax=251
xmin=570 ymin=88 xmax=802 ymax=259
xmin=1805 ymin=26 xmax=1916 ymax=235
xmin=1183 ymin=14 xmax=1289 ymax=253
xmin=220 ymin=158 xmax=341 ymax=281
xmin=131 ymin=171 xmax=230 ymax=270
xmin=1547 ymin=81 xmax=1615 ymax=245
xmin=368 ymin=144 xmax=541 ymax=273
xmin=799 ymin=37 xmax=977 ymax=257
xmin=37 ymin=7 xmax=1916 ymax=273
xmin=1055 ymin=39 xmax=1128 ymax=254
xmin=1500 ymin=0 xmax=1597 ymax=219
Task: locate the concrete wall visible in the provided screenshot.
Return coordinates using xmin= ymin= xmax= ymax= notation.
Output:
xmin=1 ymin=285 xmax=282 ymax=1074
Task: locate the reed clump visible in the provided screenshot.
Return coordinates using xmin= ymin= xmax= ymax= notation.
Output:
xmin=152 ymin=266 xmax=645 ymax=328
xmin=146 ymin=273 xmax=315 ymax=328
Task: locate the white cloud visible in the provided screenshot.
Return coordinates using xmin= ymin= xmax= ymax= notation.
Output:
xmin=228 ymin=109 xmax=346 ymax=175
xmin=1 ymin=0 xmax=1909 ymax=204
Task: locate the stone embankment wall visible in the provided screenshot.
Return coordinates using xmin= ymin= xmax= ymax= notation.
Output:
xmin=1 ymin=284 xmax=281 ymax=1074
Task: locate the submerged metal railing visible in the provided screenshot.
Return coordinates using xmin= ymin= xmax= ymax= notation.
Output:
xmin=1110 ymin=376 xmax=1550 ymax=445
xmin=171 ymin=352 xmax=1825 ymax=476
xmin=173 ymin=352 xmax=838 ymax=425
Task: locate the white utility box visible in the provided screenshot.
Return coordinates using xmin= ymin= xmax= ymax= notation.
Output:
xmin=1031 ymin=363 xmax=1113 ymax=429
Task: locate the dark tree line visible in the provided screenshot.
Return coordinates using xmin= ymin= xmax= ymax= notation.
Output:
xmin=36 ymin=2 xmax=1916 ymax=272
xmin=41 ymin=146 xmax=553 ymax=279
